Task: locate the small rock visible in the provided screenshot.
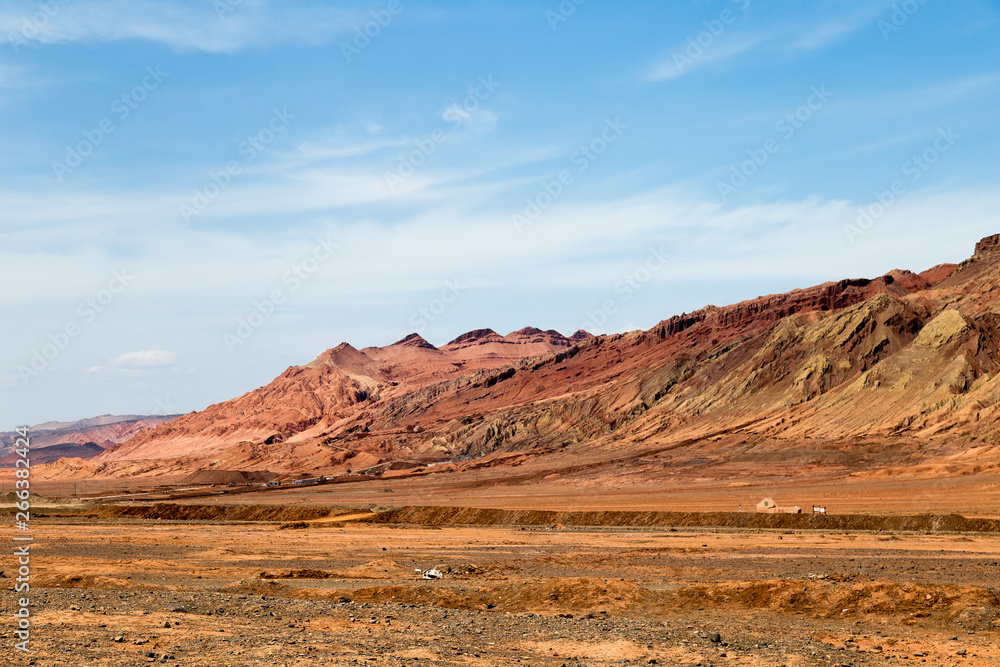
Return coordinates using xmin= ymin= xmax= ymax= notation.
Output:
xmin=709 ymin=633 xmax=722 ymax=643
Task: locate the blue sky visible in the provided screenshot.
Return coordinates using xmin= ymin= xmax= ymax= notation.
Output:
xmin=2 ymin=0 xmax=999 ymax=428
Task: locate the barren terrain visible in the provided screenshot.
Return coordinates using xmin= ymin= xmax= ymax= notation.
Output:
xmin=3 ymin=501 xmax=999 ymax=666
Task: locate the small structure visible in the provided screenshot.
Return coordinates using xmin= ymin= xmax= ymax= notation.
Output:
xmin=266 ymin=481 xmax=282 ymax=487
xmin=756 ymin=497 xmax=802 ymax=514
xmin=422 ymin=568 xmax=443 ymax=580
xmin=813 ymin=505 xmax=827 ymax=514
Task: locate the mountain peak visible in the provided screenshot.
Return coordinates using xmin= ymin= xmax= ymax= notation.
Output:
xmin=445 ymin=329 xmax=501 ymax=346
xmin=392 ymin=333 xmax=437 ymax=350
xmin=508 ymin=326 xmax=544 ymax=337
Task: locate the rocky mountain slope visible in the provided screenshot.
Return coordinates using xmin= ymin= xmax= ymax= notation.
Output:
xmin=0 ymin=414 xmax=179 ymax=465
xmin=98 ymin=328 xmax=590 ymax=468
xmin=43 ymin=235 xmax=1000 ymax=482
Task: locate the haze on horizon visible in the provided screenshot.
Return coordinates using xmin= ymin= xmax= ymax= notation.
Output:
xmin=2 ymin=0 xmax=998 ymax=428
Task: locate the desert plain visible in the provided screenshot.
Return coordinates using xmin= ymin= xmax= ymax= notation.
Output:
xmin=4 ymin=463 xmax=1000 ymax=667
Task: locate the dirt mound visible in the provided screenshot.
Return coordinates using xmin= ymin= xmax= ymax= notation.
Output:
xmin=366 ymin=506 xmax=1000 ymax=533
xmin=220 ymin=578 xmax=299 ymax=597
xmin=349 ymin=559 xmax=406 ymax=573
xmin=671 ymin=579 xmax=1000 ymax=627
xmin=90 ymin=503 xmax=340 ymax=522
xmin=469 ymin=577 xmax=654 ymax=613
xmin=259 ymin=560 xmax=406 ymax=581
xmin=259 ymin=569 xmax=336 ymax=580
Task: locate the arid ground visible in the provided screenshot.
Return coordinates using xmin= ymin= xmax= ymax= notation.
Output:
xmin=4 ymin=489 xmax=1000 ymax=667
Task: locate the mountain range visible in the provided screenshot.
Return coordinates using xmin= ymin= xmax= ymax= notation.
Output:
xmin=0 ymin=414 xmax=179 ymax=468
xmin=32 ymin=235 xmax=1000 ymax=486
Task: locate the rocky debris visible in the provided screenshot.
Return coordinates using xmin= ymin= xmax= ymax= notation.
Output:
xmin=24 ymin=584 xmax=992 ymax=667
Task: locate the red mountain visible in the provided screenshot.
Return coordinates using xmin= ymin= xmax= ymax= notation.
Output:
xmin=35 ymin=235 xmax=1000 ymax=486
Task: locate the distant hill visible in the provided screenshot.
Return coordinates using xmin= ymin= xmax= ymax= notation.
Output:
xmin=0 ymin=414 xmax=180 ymax=464
xmin=0 ymin=441 xmax=105 ymax=467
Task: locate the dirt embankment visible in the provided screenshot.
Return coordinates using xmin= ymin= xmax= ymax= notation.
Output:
xmin=222 ymin=576 xmax=659 ymax=615
xmin=365 ymin=506 xmax=1000 ymax=533
xmin=88 ymin=503 xmax=345 ymax=522
xmin=671 ymin=579 xmax=1000 ymax=628
xmin=217 ymin=576 xmax=1000 ymax=628
xmin=69 ymin=503 xmax=1000 ymax=532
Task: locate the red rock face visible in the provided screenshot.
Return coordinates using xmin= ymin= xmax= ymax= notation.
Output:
xmin=80 ymin=235 xmax=1000 ymax=480
xmin=101 ymin=328 xmax=585 ymax=464
xmin=975 ymin=234 xmax=1000 ymax=257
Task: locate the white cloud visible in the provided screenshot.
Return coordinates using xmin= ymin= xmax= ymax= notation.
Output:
xmin=441 ymin=103 xmax=498 ymax=132
xmin=109 ymin=350 xmax=177 ymax=369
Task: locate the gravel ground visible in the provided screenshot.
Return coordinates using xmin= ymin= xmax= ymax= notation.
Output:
xmin=2 ymin=516 xmax=998 ymax=666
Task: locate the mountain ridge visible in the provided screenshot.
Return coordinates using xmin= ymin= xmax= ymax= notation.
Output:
xmin=33 ymin=236 xmax=1000 ymax=487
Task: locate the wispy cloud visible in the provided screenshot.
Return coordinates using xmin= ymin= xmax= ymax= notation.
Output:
xmin=648 ymin=4 xmax=892 ymax=82
xmin=831 ymin=73 xmax=1000 ymax=120
xmin=441 ymin=103 xmax=498 ymax=132
xmin=0 ymin=0 xmax=360 ymax=52
xmin=110 ymin=350 xmax=177 ymax=369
